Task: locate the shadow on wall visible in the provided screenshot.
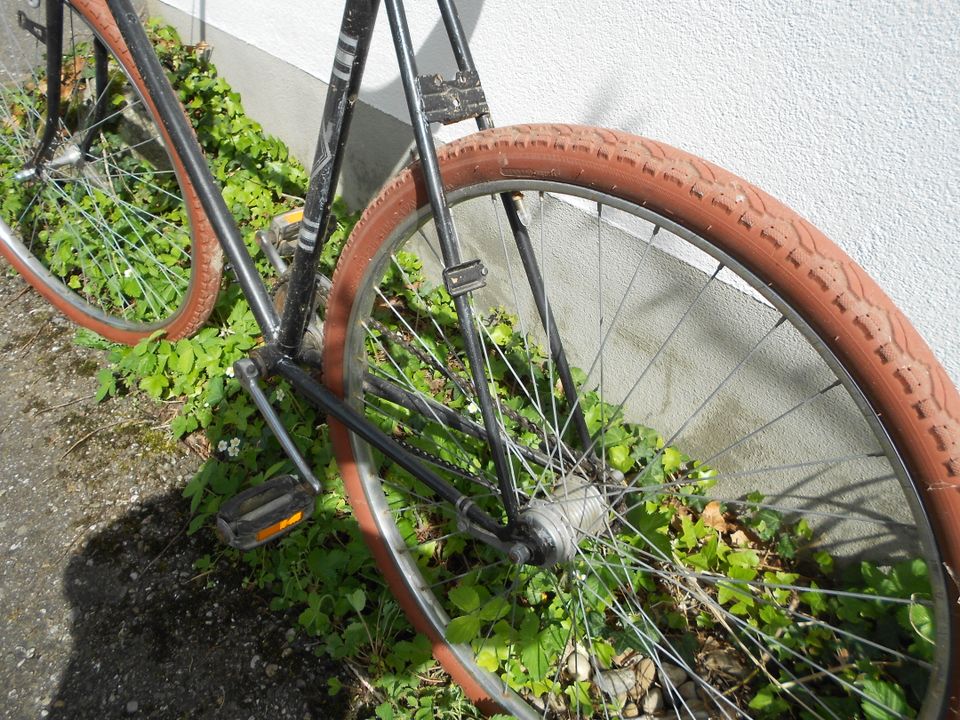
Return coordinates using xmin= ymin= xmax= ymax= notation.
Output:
xmin=46 ymin=493 xmax=351 ymax=720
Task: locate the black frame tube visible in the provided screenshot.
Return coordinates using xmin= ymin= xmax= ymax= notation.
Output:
xmin=79 ymin=39 xmax=109 ymax=158
xmin=505 ymin=209 xmax=594 ymax=452
xmin=105 ymin=0 xmax=280 ymax=341
xmin=30 ymin=0 xmax=64 ymax=168
xmin=435 ymin=0 xmax=491 ymax=130
xmin=275 ymin=357 xmax=505 ymax=537
xmin=277 ymin=0 xmax=380 ymax=355
xmin=383 ymin=0 xmax=522 ymax=524
xmin=436 ymin=0 xmax=593 ymax=453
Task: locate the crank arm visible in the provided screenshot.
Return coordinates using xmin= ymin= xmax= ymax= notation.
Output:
xmin=233 ymin=358 xmax=322 ymax=494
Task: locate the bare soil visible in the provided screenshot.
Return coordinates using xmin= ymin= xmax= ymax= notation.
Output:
xmin=0 ymin=264 xmax=355 ymax=719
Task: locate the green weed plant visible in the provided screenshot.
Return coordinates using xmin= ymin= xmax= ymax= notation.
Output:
xmin=8 ymin=21 xmax=933 ymax=720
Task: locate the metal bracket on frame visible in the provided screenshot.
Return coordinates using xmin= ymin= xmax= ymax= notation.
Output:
xmin=18 ymin=10 xmax=46 ymax=43
xmin=443 ymin=258 xmax=488 ymax=297
xmin=417 ymin=70 xmax=488 ymax=125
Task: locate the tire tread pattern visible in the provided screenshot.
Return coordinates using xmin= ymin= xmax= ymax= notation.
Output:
xmin=326 ymin=125 xmax=960 ymax=716
xmin=0 ymin=0 xmax=222 ymax=344
xmin=340 ymin=124 xmax=959 ymax=488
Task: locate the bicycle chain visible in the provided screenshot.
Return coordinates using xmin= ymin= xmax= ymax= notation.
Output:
xmin=394 ymin=434 xmax=497 ymax=492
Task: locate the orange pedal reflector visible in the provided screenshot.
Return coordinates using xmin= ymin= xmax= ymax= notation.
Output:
xmin=256 ymin=510 xmax=305 ymax=542
xmin=216 ymin=475 xmax=316 ymax=550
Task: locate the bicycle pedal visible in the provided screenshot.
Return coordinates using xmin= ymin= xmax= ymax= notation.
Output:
xmin=267 ymin=208 xmax=304 ymax=257
xmin=215 ymin=475 xmax=314 ymax=550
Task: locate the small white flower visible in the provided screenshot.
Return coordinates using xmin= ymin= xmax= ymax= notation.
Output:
xmin=275 ymin=388 xmax=285 ymax=402
xmin=467 ymin=401 xmax=479 ymax=414
xmin=123 ymin=267 xmax=134 ymax=278
xmin=217 ymin=440 xmax=228 ymax=452
xmin=224 ymin=366 xmax=235 ymax=378
xmin=227 ymin=437 xmax=241 ymax=457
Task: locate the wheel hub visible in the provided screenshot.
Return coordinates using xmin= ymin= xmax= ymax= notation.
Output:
xmin=13 ymin=144 xmax=83 ymax=183
xmin=518 ymin=476 xmax=610 ymax=566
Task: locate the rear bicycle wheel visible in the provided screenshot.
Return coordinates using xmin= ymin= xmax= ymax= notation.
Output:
xmin=0 ymin=0 xmax=220 ymax=343
xmin=324 ymin=125 xmax=960 ymax=719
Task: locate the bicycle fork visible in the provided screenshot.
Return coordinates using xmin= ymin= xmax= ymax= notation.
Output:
xmin=14 ymin=0 xmax=113 ymax=183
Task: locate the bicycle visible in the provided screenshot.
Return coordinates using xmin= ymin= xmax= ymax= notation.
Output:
xmin=1 ymin=0 xmax=958 ymax=718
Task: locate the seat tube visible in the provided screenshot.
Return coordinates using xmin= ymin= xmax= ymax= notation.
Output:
xmin=278 ymin=0 xmax=380 ymax=354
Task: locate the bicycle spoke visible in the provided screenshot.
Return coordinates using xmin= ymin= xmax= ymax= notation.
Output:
xmin=339 ymin=158 xmax=949 ymax=718
xmin=0 ymin=5 xmax=201 ymax=332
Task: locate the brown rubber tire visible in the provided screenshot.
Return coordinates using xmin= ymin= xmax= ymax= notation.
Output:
xmin=0 ymin=0 xmax=221 ymax=344
xmin=323 ymin=124 xmax=960 ymax=716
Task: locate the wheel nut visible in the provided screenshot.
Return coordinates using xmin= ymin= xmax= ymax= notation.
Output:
xmin=508 ymin=543 xmax=531 ymax=565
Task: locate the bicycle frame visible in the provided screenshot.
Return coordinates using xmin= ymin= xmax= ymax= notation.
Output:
xmin=10 ymin=4 xmax=959 ymax=714
xmin=95 ymin=0 xmax=593 ymax=545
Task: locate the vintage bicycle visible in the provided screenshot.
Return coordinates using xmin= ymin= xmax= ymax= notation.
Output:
xmin=1 ymin=0 xmax=958 ymax=717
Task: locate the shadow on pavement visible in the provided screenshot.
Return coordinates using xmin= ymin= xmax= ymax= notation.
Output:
xmin=47 ymin=491 xmax=351 ymax=720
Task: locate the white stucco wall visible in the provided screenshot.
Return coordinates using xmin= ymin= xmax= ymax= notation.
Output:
xmin=159 ymin=0 xmax=959 ymax=386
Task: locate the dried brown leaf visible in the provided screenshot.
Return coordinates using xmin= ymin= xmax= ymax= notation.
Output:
xmin=701 ymin=500 xmax=729 ymax=532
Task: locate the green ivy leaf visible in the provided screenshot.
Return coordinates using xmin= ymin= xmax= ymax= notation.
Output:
xmin=608 ymin=444 xmax=634 ymax=472
xmin=479 ymin=596 xmax=510 ymax=622
xmin=445 ymin=615 xmax=481 ymax=644
xmin=727 ymin=549 xmax=759 ymax=568
xmin=175 ymin=342 xmax=195 ymax=374
xmin=139 ymin=373 xmax=169 ymax=398
xmin=94 ymin=368 xmax=116 ymax=402
xmin=169 ymin=414 xmax=196 ymax=438
xmin=206 ymin=375 xmax=225 ymax=406
xmin=520 ymin=638 xmax=550 ymax=681
xmin=476 ymin=646 xmax=501 ymax=672
xmin=903 ymin=602 xmax=935 ymax=649
xmin=187 ymin=513 xmax=208 ymax=534
xmin=856 ymin=678 xmax=913 ymax=720
xmin=748 ymin=685 xmax=789 ymax=715
xmin=345 ymin=588 xmax=366 ymax=614
xmin=662 ymin=446 xmax=684 ymax=473
xmin=813 ymin=550 xmax=834 ymax=574
xmin=448 ymin=585 xmax=480 ymax=613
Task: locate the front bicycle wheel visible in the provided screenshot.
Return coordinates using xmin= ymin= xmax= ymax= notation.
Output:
xmin=324 ymin=125 xmax=960 ymax=719
xmin=0 ymin=0 xmax=220 ymax=343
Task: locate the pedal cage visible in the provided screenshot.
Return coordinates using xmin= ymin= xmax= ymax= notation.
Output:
xmin=216 ymin=474 xmax=315 ymax=550
xmin=267 ymin=208 xmax=304 ymax=257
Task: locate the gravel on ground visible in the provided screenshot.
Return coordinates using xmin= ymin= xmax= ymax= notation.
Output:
xmin=0 ymin=264 xmax=359 ymax=719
